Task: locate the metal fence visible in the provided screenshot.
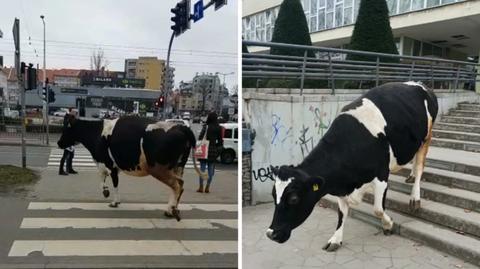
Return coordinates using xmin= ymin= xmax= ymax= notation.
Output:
xmin=243 ymin=41 xmax=479 ymax=94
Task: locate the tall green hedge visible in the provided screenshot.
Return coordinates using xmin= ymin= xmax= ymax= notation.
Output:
xmin=347 ymin=0 xmax=399 ymax=63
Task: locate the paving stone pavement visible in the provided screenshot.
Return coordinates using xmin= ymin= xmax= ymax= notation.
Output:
xmin=243 ymin=203 xmax=478 ymax=269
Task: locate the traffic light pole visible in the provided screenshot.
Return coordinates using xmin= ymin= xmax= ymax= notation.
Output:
xmin=162 ymin=31 xmax=175 ymax=119
xmin=41 ymin=15 xmax=49 ymax=145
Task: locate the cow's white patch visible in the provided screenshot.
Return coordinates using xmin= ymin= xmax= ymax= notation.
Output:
xmin=108 ymin=148 xmax=118 ymax=168
xmin=274 ymin=176 xmax=293 ymax=204
xmin=145 ymin=122 xmax=175 ymax=132
xmin=404 ymin=81 xmax=428 ymax=91
xmin=101 ymin=118 xmax=119 ymax=138
xmin=346 ymin=182 xmax=372 ymax=206
xmin=388 ymin=145 xmax=402 ymax=172
xmin=341 ymin=98 xmax=386 ymax=137
xmin=122 ymin=138 xmax=148 ymax=177
xmin=424 ymin=99 xmax=432 ymax=133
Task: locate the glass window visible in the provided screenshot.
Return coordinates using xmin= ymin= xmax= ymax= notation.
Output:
xmin=327 ymin=0 xmax=334 ymax=11
xmin=433 ymin=46 xmax=443 ymax=57
xmin=427 ymin=0 xmax=440 ymax=7
xmin=413 ymin=40 xmax=421 ymax=56
xmin=318 ymin=9 xmax=326 ymax=30
xmin=310 ymin=16 xmax=318 ymax=31
xmin=326 ymin=12 xmax=334 ymax=28
xmin=441 ymin=0 xmax=455 ymax=3
xmin=403 ymin=37 xmax=414 ymax=55
xmin=234 ymin=128 xmax=238 ymax=139
xmin=311 ymin=0 xmax=318 ymax=13
xmin=344 ymin=0 xmax=352 ymax=7
xmin=319 ymin=0 xmax=326 ymax=8
xmin=399 ymin=0 xmax=411 ymax=13
xmin=422 ymin=43 xmax=433 ymax=56
xmin=344 ymin=7 xmax=352 ymax=25
xmin=386 ymin=0 xmax=397 ymax=15
xmin=412 ymin=0 xmax=424 ymax=9
xmin=224 ymin=129 xmax=233 ymax=139
xmin=354 ymin=0 xmax=361 ymax=18
xmin=335 ymin=4 xmax=343 ymax=27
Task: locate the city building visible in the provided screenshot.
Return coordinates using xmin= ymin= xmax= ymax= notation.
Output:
xmin=124 ymin=57 xmax=166 ymax=90
xmin=243 ymin=0 xmax=480 ymax=61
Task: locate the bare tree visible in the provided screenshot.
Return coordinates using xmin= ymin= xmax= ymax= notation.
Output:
xmin=197 ymin=79 xmax=211 ymax=115
xmin=90 ymin=48 xmax=109 ymax=75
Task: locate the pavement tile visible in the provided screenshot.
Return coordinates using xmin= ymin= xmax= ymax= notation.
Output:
xmin=243 ymin=203 xmax=477 ymax=269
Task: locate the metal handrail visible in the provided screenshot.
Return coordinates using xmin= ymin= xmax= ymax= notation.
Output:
xmin=243 ymin=40 xmax=479 ymax=94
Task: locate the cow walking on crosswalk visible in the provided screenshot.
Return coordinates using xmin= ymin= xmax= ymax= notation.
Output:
xmin=57 ymin=115 xmax=206 ymax=221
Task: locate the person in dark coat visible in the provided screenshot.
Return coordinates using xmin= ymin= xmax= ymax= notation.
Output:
xmin=59 ymin=108 xmax=78 ymax=175
xmin=197 ymin=112 xmax=223 ymax=193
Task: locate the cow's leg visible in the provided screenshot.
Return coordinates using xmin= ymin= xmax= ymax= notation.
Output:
xmin=409 ymin=118 xmax=433 ymax=212
xmin=97 ymin=164 xmax=110 ymax=198
xmin=163 ymin=175 xmax=184 ymax=221
xmin=346 ymin=183 xmax=372 ymax=206
xmin=108 ymin=168 xmax=121 ymax=208
xmin=323 ymin=197 xmax=348 ymax=252
xmin=373 ymin=178 xmax=394 ymax=235
xmin=405 ymin=154 xmax=417 ymax=183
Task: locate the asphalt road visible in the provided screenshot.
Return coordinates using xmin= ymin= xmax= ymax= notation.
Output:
xmin=0 ymin=121 xmax=239 ymax=268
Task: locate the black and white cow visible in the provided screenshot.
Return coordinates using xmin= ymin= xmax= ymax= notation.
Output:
xmin=57 ymin=115 xmax=205 ymax=221
xmin=266 ymin=81 xmax=438 ymax=251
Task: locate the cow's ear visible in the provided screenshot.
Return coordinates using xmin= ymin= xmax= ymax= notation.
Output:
xmin=270 ymin=165 xmax=279 ymax=176
xmin=309 ymin=176 xmax=325 ymax=193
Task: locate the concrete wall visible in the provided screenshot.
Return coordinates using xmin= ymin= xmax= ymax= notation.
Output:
xmin=243 ymin=88 xmax=480 ymax=204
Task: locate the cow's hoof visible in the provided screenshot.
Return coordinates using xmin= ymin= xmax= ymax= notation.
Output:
xmin=383 ymin=228 xmax=393 ymax=236
xmin=108 ymin=202 xmax=120 ymax=208
xmin=322 ymin=242 xmax=342 ymax=252
xmin=103 ymin=189 xmax=110 ymax=198
xmin=405 ymin=175 xmax=415 ymax=184
xmin=164 ymin=211 xmax=174 ymax=218
xmin=172 ymin=208 xmax=181 ymax=222
xmin=409 ymin=199 xmax=421 ymax=212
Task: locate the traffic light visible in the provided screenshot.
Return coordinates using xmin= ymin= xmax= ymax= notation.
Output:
xmin=171 ymin=0 xmax=191 ymax=36
xmin=26 ymin=63 xmax=37 ymax=91
xmin=154 ymin=96 xmax=165 ymax=109
xmin=48 ymin=88 xmax=55 ymax=103
xmin=42 ymin=77 xmax=48 ymax=101
xmin=159 ymin=96 xmax=164 ymax=106
xmin=214 ymin=0 xmax=227 ymax=10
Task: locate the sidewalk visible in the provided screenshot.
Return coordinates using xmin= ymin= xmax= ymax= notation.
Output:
xmin=243 ymin=203 xmax=477 ymax=269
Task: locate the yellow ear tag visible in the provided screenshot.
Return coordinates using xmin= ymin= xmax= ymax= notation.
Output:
xmin=313 ymin=184 xmax=319 ymax=192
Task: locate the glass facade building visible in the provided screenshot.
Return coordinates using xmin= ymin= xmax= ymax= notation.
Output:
xmin=242 ymin=0 xmax=465 ymax=43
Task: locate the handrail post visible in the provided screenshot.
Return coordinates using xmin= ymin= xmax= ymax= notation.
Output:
xmin=375 ymin=57 xmax=380 ymax=87
xmin=430 ymin=63 xmax=434 ymax=89
xmin=299 ymin=50 xmax=308 ymax=96
xmin=454 ymin=65 xmax=461 ymax=93
xmin=328 ymin=52 xmax=335 ymax=95
xmin=409 ymin=61 xmax=415 ymax=81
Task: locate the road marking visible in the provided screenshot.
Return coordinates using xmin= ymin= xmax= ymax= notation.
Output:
xmin=8 ymin=240 xmax=237 ymax=256
xmin=21 ymin=218 xmax=237 ymax=229
xmin=28 ymin=202 xmax=238 ymax=212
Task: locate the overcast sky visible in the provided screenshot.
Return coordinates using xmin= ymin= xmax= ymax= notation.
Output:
xmin=0 ymin=0 xmax=238 ymax=90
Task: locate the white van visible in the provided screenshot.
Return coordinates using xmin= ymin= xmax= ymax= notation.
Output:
xmin=219 ymin=123 xmax=238 ymax=164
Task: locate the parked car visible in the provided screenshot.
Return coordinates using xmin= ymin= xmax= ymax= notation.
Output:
xmin=53 ymin=109 xmax=68 ymax=117
xmin=182 ymin=112 xmax=191 ymax=121
xmin=219 ymin=123 xmax=238 ymax=164
xmin=192 ymin=116 xmax=201 ymax=123
xmin=166 ymin=118 xmax=191 ymax=128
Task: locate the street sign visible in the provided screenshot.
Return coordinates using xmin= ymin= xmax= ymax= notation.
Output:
xmin=193 ymin=0 xmax=204 ymax=22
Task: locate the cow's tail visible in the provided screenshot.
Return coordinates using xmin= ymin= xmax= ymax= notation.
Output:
xmin=178 ymin=125 xmax=208 ymax=181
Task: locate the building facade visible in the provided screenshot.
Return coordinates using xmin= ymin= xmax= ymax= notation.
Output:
xmin=124 ymin=57 xmax=166 ymax=90
xmin=243 ymin=0 xmax=480 ymax=61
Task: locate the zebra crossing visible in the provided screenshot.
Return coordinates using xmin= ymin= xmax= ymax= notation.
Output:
xmin=47 ymin=147 xmax=198 ymax=170
xmin=7 ymin=201 xmax=237 ymax=266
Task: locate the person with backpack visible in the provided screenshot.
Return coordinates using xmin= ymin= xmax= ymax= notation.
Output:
xmin=196 ymin=112 xmax=223 ymax=193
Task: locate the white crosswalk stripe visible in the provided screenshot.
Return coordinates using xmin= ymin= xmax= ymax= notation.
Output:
xmin=8 ymin=202 xmax=238 ymax=258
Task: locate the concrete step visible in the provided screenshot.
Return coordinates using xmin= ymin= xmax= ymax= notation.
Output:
xmin=426 ymin=147 xmax=480 ymax=176
xmin=388 ymin=174 xmax=480 ymax=213
xmin=434 ymin=122 xmax=480 ymax=134
xmin=432 ymin=129 xmax=480 ymax=143
xmin=364 ymin=190 xmax=480 ymax=238
xmin=320 ymin=195 xmax=480 ymax=267
xmin=395 ymin=166 xmax=480 ymax=193
xmin=448 ymin=110 xmax=480 ymax=117
xmin=431 ymin=137 xmax=480 ymax=153
xmin=440 ymin=116 xmax=480 ymax=125
xmin=459 ymin=103 xmax=480 ymax=111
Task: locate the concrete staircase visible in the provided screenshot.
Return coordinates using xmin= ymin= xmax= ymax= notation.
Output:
xmin=321 ymin=102 xmax=480 ymax=266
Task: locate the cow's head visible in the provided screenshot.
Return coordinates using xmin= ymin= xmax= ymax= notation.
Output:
xmin=266 ymin=165 xmax=325 ymax=243
xmin=57 ymin=114 xmax=78 ymax=149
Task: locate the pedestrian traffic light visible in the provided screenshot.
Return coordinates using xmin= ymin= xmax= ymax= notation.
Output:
xmin=26 ymin=63 xmax=37 ymax=91
xmin=48 ymin=88 xmax=55 ymax=103
xmin=213 ymin=0 xmax=227 ymax=10
xmin=171 ymin=0 xmax=191 ymax=36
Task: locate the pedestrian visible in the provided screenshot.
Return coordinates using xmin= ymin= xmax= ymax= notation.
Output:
xmin=197 ymin=112 xmax=223 ymax=193
xmin=59 ymin=108 xmax=78 ymax=175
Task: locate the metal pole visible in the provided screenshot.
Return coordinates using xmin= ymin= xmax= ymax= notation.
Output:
xmin=328 ymin=52 xmax=335 ymax=95
xmin=40 ymin=15 xmax=50 ymax=145
xmin=162 ymin=32 xmax=175 ymax=119
xmin=375 ymin=57 xmax=380 ymax=87
xmin=299 ymin=50 xmax=307 ymax=95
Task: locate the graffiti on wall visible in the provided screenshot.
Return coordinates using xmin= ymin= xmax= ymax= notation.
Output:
xmin=252 ymin=166 xmax=275 ymax=182
xmin=271 ymin=114 xmax=293 ymax=146
xmin=297 ymin=124 xmax=315 ymax=158
xmin=309 ymin=105 xmax=331 ymax=137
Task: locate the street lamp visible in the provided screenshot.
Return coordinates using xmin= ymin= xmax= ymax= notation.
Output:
xmin=40 ymin=15 xmax=49 ymax=145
